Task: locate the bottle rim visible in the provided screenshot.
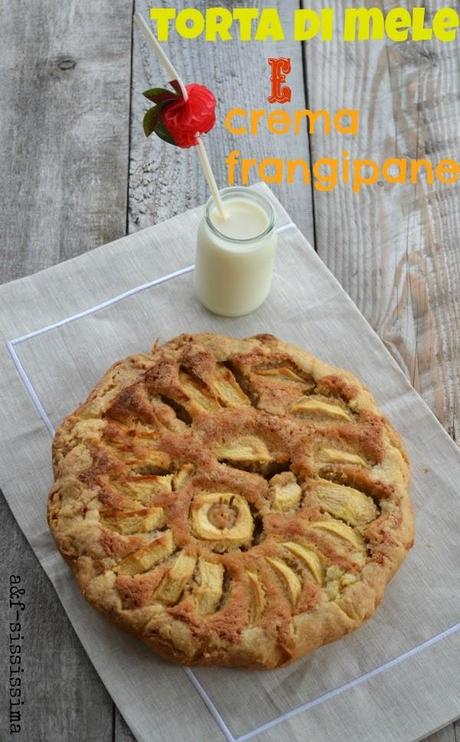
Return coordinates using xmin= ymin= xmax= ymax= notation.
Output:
xmin=204 ymin=187 xmax=276 ymax=245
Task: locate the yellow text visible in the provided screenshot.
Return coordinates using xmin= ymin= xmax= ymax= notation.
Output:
xmin=344 ymin=7 xmax=459 ymax=42
xmin=224 ymin=151 xmax=460 ymax=192
xmin=224 ymin=107 xmax=359 ymax=136
xmin=149 ymin=7 xmax=285 ymax=41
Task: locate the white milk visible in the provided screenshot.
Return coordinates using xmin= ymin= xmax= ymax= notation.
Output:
xmin=194 ymin=188 xmax=277 ymax=317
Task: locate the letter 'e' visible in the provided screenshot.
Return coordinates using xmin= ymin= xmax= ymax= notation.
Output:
xmin=267 ymin=58 xmax=292 ymax=104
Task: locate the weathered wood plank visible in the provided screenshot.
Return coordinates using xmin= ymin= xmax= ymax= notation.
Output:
xmin=426 ymin=720 xmax=458 ymax=742
xmin=129 ymin=0 xmax=314 ymax=243
xmin=0 ymin=0 xmax=132 ymax=282
xmin=0 ymin=1 xmax=133 ymax=740
xmin=303 ymin=0 xmax=460 ymax=435
xmin=304 ymin=1 xmax=459 ymax=739
xmin=114 ymin=710 xmax=137 ymax=742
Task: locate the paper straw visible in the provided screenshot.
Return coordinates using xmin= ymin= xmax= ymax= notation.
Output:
xmin=196 ymin=138 xmax=227 ymax=220
xmin=133 ymin=11 xmax=227 ymax=219
xmin=133 ymin=12 xmax=188 ymax=101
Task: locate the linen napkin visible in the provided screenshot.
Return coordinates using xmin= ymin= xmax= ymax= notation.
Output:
xmin=0 ymin=184 xmax=458 ymax=742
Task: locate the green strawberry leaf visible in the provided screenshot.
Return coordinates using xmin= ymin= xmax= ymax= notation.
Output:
xmin=143 ymin=87 xmax=179 ymax=103
xmin=154 ymin=114 xmax=176 ymax=146
xmin=143 ymin=106 xmax=161 ymax=137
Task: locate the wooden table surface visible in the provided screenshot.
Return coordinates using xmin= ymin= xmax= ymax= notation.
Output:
xmin=1 ymin=1 xmax=458 ymax=740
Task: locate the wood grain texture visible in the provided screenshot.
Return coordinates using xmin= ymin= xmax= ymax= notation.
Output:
xmin=129 ymin=0 xmax=314 ymax=242
xmin=303 ymin=0 xmax=460 ymax=435
xmin=0 ymin=0 xmax=132 ymax=282
xmin=0 ymin=1 xmax=132 ymax=740
xmin=114 ymin=710 xmax=137 ymax=742
xmin=427 ymin=720 xmax=460 ymax=742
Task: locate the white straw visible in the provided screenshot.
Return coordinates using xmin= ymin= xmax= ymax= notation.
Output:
xmin=133 ymin=12 xmax=188 ymax=100
xmin=133 ymin=11 xmax=227 ymax=219
xmin=196 ymin=138 xmax=226 ymax=219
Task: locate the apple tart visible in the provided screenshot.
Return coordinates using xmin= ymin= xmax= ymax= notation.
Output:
xmin=48 ymin=333 xmax=413 ymax=668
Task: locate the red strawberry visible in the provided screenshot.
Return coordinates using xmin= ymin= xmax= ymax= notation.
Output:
xmin=143 ymin=82 xmax=216 ymax=149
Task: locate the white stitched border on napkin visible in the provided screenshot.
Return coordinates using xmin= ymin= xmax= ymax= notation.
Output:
xmin=4 ymin=243 xmax=460 ymax=742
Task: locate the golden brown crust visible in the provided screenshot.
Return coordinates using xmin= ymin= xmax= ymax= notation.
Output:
xmin=48 ymin=333 xmax=413 ymax=669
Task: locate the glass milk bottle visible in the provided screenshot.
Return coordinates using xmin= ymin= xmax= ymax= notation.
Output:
xmin=194 ymin=187 xmax=277 ymax=317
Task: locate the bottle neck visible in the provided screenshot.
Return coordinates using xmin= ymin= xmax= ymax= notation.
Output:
xmin=205 ymin=187 xmax=275 ymax=245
